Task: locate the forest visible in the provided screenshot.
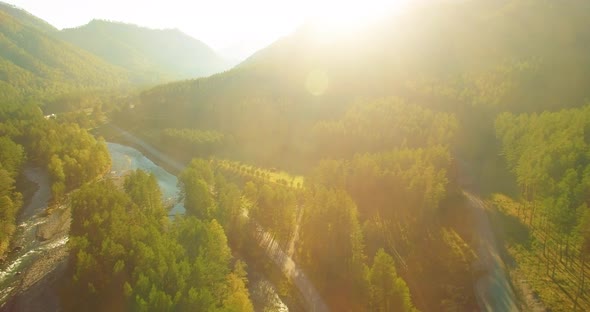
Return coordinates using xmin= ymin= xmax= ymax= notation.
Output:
xmin=0 ymin=100 xmax=111 ymax=258
xmin=64 ymin=170 xmax=253 ymax=311
xmin=114 ymin=1 xmax=590 ymax=310
xmin=495 ymin=106 xmax=590 ymax=309
xmin=2 ymin=0 xmax=590 ymax=311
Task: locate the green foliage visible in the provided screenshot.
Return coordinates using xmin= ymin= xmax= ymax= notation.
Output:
xmin=0 ymin=8 xmax=129 ymax=101
xmin=178 ymin=159 xmax=215 ymax=219
xmin=8 ymin=0 xmax=590 ymax=310
xmin=368 ymin=249 xmax=416 ymax=312
xmin=495 ymin=105 xmax=590 ymax=310
xmin=490 ymin=194 xmax=590 ymax=312
xmin=0 ymin=122 xmax=25 ymax=257
xmin=244 ymin=181 xmax=296 ymax=244
xmin=313 ymin=97 xmax=457 ymax=159
xmin=298 ymin=186 xmax=368 ymax=306
xmin=300 ymin=128 xmax=472 ymax=309
xmin=0 ymin=164 xmax=22 ymax=256
xmin=29 ymin=121 xmax=111 ymax=198
xmin=310 ymin=146 xmax=451 ymax=229
xmin=65 ymin=172 xmax=253 ymax=312
xmin=215 ymin=159 xmax=304 ymax=188
xmin=436 ymin=229 xmax=477 ymax=311
xmin=0 ymin=96 xmax=109 ymax=257
xmin=213 ymin=173 xmax=246 ymax=240
xmin=124 ymin=170 xmax=165 ymax=216
xmin=159 ymin=128 xmax=226 ymax=157
xmin=496 ymin=106 xmax=590 ymax=238
xmin=0 ymin=136 xmax=24 ymax=176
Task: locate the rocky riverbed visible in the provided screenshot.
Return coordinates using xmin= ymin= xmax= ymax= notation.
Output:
xmin=0 ymin=168 xmax=70 ymax=311
xmin=1 ymin=246 xmax=68 ymax=312
xmin=1 ymin=144 xmax=290 ymax=311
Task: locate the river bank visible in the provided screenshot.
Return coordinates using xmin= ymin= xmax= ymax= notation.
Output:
xmin=1 ymin=246 xmax=68 ymax=312
xmin=0 ymin=167 xmax=70 ymax=311
xmin=2 ymin=138 xmax=293 ymax=311
xmin=93 ymin=123 xmax=187 ymax=176
xmin=106 ymin=141 xmax=294 ymax=311
xmin=98 ymin=126 xmax=299 ymax=311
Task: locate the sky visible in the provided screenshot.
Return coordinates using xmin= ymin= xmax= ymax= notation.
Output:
xmin=7 ymin=0 xmax=406 ymax=60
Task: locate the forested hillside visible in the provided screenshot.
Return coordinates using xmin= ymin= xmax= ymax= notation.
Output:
xmin=117 ymin=93 xmax=473 ymax=310
xmin=0 ymin=2 xmax=230 ymax=104
xmin=0 ymin=2 xmax=55 ymax=32
xmin=0 ymin=3 xmax=129 ymax=102
xmin=109 ymin=0 xmax=590 ymax=311
xmin=128 ymin=0 xmax=590 ymax=172
xmin=58 ymin=20 xmax=229 ymax=83
xmin=2 ymin=0 xmax=590 ymax=311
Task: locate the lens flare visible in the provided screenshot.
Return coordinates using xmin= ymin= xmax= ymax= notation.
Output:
xmin=305 ymin=70 xmax=330 ymax=96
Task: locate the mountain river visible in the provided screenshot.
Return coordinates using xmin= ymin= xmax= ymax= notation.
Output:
xmin=0 ymin=142 xmax=286 ymax=311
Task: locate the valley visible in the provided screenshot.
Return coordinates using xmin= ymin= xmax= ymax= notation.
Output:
xmin=1 ymin=0 xmax=590 ymax=311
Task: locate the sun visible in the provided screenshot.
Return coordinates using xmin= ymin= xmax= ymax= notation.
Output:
xmin=307 ymin=0 xmax=408 ymax=39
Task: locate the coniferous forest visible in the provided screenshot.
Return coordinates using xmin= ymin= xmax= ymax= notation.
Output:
xmin=1 ymin=0 xmax=590 ymax=312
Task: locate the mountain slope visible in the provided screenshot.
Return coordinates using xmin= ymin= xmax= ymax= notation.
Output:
xmin=138 ymin=0 xmax=590 ymax=113
xmin=0 ymin=5 xmax=129 ymax=103
xmin=128 ymin=0 xmax=590 ymax=166
xmin=0 ymin=1 xmax=55 ymax=33
xmin=58 ymin=20 xmax=229 ymax=82
xmin=115 ymin=2 xmax=590 ymax=311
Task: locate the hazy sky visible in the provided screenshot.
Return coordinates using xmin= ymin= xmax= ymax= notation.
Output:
xmin=7 ymin=0 xmax=405 ymax=58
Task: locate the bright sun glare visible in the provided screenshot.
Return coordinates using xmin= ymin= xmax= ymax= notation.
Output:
xmin=308 ymin=0 xmax=408 ymax=38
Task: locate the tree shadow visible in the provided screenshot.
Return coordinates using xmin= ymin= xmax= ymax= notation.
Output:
xmin=489 ymin=207 xmax=531 ymax=249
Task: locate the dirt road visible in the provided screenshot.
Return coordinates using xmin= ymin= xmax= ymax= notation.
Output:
xmin=465 ymin=191 xmax=518 ymax=312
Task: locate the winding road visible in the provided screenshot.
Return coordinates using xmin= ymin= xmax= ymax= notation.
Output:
xmin=465 ymin=191 xmax=518 ymax=312
xmin=254 ymin=222 xmax=328 ymax=312
xmin=108 ymin=125 xmax=524 ymax=312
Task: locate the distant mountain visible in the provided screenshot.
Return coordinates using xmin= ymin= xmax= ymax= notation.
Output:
xmin=0 ymin=1 xmax=56 ymax=33
xmin=0 ymin=4 xmax=129 ymax=103
xmin=58 ymin=20 xmax=230 ymax=82
xmin=138 ymin=0 xmax=590 ymax=117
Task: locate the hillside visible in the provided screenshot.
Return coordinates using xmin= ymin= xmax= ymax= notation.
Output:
xmin=114 ymin=1 xmax=590 ymax=311
xmin=59 ymin=20 xmax=229 ymax=83
xmin=0 ymin=1 xmax=55 ymax=32
xmin=139 ymin=0 xmax=590 ymax=114
xmin=1 ymin=0 xmax=589 ymax=311
xmin=128 ymin=0 xmax=590 ymax=170
xmin=0 ymin=4 xmax=129 ymax=104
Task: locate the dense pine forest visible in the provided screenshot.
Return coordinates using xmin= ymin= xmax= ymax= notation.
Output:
xmin=1 ymin=0 xmax=590 ymax=311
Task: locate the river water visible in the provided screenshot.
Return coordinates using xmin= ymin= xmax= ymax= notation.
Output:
xmin=0 ymin=167 xmax=67 ymax=306
xmin=108 ymin=142 xmax=185 ymax=215
xmin=108 ymin=142 xmax=287 ymax=311
xmin=0 ymin=143 xmax=287 ymax=311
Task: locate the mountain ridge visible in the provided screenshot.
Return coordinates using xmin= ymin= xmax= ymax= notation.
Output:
xmin=58 ymin=19 xmax=230 ymax=82
xmin=0 ymin=6 xmax=129 ymax=103
xmin=0 ymin=1 xmax=56 ymax=33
